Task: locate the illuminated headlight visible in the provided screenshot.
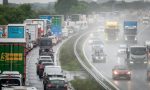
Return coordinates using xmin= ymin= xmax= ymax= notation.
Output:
xmin=135 ymin=37 xmax=137 ymax=41
xmin=100 ymin=57 xmax=104 ymax=59
xmin=88 ymin=40 xmax=92 ymax=43
xmin=125 ymin=37 xmax=127 ymax=40
xmin=113 ymin=71 xmax=118 ymax=75
xmin=42 ymin=49 xmax=45 ymax=52
xmin=130 ymin=61 xmax=134 ymax=64
xmin=90 ymin=33 xmax=94 ymax=37
xmin=95 ymin=57 xmax=99 ymax=59
xmin=116 ymin=38 xmax=119 ymax=41
xmin=105 ymin=38 xmax=108 ymax=41
xmin=118 ymin=50 xmax=121 ymax=53
xmin=100 ymin=45 xmax=104 ymax=48
xmin=144 ymin=61 xmax=148 ymax=64
xmin=127 ymin=71 xmax=131 ymax=74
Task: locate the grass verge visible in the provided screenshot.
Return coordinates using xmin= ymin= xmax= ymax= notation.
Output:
xmin=59 ymin=34 xmax=82 ymax=71
xmin=59 ymin=32 xmax=105 ymax=90
xmin=71 ymin=76 xmax=105 ymax=90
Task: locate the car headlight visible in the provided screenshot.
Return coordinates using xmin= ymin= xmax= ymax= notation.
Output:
xmin=118 ymin=50 xmax=121 ymax=53
xmin=127 ymin=71 xmax=131 ymax=74
xmin=88 ymin=40 xmax=92 ymax=43
xmin=100 ymin=57 xmax=104 ymax=59
xmin=100 ymin=45 xmax=104 ymax=48
xmin=130 ymin=61 xmax=134 ymax=64
xmin=90 ymin=34 xmax=93 ymax=37
xmin=125 ymin=37 xmax=127 ymax=40
xmin=95 ymin=57 xmax=98 ymax=59
xmin=135 ymin=37 xmax=137 ymax=41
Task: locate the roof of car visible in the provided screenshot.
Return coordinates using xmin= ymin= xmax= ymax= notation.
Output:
xmin=48 ymin=77 xmax=65 ymax=81
xmin=114 ymin=65 xmax=129 ymax=70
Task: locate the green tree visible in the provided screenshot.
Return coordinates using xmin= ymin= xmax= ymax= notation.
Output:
xmin=55 ymin=0 xmax=78 ymax=14
xmin=70 ymin=1 xmax=89 ymax=14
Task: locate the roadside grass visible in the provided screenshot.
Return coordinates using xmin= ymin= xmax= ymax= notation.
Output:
xmin=70 ymin=76 xmax=105 ymax=90
xmin=59 ymin=31 xmax=105 ymax=90
xmin=59 ymin=35 xmax=82 ymax=71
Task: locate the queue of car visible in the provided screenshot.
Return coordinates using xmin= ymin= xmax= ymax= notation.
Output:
xmin=89 ymin=31 xmax=106 ymax=63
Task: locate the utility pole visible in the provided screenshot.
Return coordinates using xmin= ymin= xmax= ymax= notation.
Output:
xmin=3 ymin=0 xmax=8 ymax=5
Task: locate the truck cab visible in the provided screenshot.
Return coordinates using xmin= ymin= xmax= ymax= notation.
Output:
xmin=126 ymin=46 xmax=148 ymax=65
xmin=104 ymin=21 xmax=119 ymax=41
xmin=124 ymin=21 xmax=137 ymax=43
xmin=0 ymin=71 xmax=22 ymax=87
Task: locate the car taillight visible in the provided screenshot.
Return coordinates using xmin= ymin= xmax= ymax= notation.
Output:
xmin=113 ymin=71 xmax=118 ymax=75
xmin=39 ymin=65 xmax=44 ymax=69
xmin=47 ymin=84 xmax=52 ymax=88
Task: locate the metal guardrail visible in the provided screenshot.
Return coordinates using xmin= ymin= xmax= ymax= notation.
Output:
xmin=74 ymin=32 xmax=120 ymax=90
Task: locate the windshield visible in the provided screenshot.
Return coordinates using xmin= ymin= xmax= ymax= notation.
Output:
xmin=49 ymin=80 xmax=65 ymax=85
xmin=131 ymin=47 xmax=146 ymax=55
xmin=92 ymin=40 xmax=103 ymax=44
xmin=43 ymin=63 xmax=54 ymax=66
xmin=39 ymin=60 xmax=51 ymax=64
xmin=0 ymin=79 xmax=21 ymax=86
xmin=40 ymin=57 xmax=51 ymax=60
xmin=115 ymin=66 xmax=128 ymax=70
xmin=40 ymin=39 xmax=52 ymax=46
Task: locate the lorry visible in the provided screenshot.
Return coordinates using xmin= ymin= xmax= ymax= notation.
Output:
xmin=26 ymin=24 xmax=38 ymax=47
xmin=51 ymin=15 xmax=64 ymax=42
xmin=39 ymin=37 xmax=53 ymax=57
xmin=126 ymin=45 xmax=148 ymax=66
xmin=124 ymin=21 xmax=137 ymax=43
xmin=92 ymin=45 xmax=106 ymax=63
xmin=62 ymin=26 xmax=69 ymax=38
xmin=104 ymin=21 xmax=119 ymax=41
xmin=24 ymin=19 xmax=50 ymax=38
xmin=0 ymin=24 xmax=26 ymax=86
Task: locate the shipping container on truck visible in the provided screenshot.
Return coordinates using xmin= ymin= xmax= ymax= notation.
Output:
xmin=0 ymin=24 xmax=26 ymax=86
xmin=124 ymin=21 xmax=137 ymax=43
xmin=26 ymin=24 xmax=38 ymax=47
xmin=24 ymin=19 xmax=50 ymax=37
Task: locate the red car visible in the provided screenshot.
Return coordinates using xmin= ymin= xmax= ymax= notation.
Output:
xmin=38 ymin=62 xmax=54 ymax=78
xmin=112 ymin=65 xmax=131 ymax=80
xmin=36 ymin=60 xmax=53 ymax=75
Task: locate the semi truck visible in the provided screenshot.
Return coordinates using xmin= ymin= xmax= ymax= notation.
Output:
xmin=104 ymin=21 xmax=119 ymax=41
xmin=39 ymin=37 xmax=53 ymax=57
xmin=0 ymin=24 xmax=26 ymax=86
xmin=26 ymin=24 xmax=38 ymax=47
xmin=126 ymin=45 xmax=148 ymax=66
xmin=24 ymin=19 xmax=50 ymax=37
xmin=51 ymin=15 xmax=64 ymax=42
xmin=124 ymin=21 xmax=137 ymax=43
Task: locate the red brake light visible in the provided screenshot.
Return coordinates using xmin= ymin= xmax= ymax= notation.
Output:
xmin=39 ymin=65 xmax=44 ymax=69
xmin=47 ymin=84 xmax=52 ymax=88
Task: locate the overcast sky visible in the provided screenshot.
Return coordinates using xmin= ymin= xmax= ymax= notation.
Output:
xmin=0 ymin=0 xmax=148 ymax=4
